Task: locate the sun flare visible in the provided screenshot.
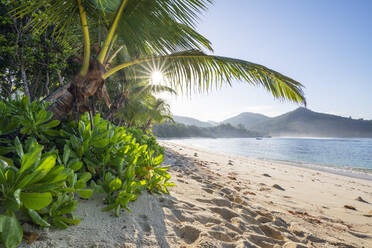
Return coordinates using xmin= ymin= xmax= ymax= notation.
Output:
xmin=151 ymin=71 xmax=164 ymax=85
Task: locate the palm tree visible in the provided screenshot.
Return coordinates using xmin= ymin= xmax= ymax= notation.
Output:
xmin=110 ymin=81 xmax=175 ymax=128
xmin=13 ymin=0 xmax=306 ymax=121
xmin=140 ymin=97 xmax=173 ymax=134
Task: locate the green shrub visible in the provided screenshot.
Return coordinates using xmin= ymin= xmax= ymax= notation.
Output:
xmin=0 ymin=97 xmax=173 ymax=248
xmin=0 ymin=138 xmax=84 ymax=248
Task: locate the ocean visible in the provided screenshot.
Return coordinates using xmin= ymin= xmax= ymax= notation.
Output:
xmin=165 ymin=137 xmax=372 ymax=180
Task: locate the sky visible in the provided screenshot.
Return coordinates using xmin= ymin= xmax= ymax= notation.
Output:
xmin=160 ymin=0 xmax=372 ymax=122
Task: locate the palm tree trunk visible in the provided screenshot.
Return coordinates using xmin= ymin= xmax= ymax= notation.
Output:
xmin=46 ymin=86 xmax=74 ymax=120
xmin=142 ymin=119 xmax=152 ymax=134
xmin=45 ymin=60 xmax=111 ymax=121
xmin=20 ymin=46 xmax=31 ymax=102
xmin=105 ymin=90 xmax=128 ymax=121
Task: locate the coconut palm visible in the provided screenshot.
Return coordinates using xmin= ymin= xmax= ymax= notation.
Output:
xmin=110 ymin=80 xmax=175 ymax=128
xmin=140 ymin=97 xmax=173 ymax=133
xmin=13 ymin=0 xmax=306 ymax=121
xmin=104 ymin=71 xmax=177 ymax=122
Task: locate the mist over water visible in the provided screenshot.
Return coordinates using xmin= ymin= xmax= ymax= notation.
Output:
xmin=167 ymin=137 xmax=372 ymax=176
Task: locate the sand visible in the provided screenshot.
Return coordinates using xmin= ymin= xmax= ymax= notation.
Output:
xmin=18 ymin=140 xmax=372 ymax=248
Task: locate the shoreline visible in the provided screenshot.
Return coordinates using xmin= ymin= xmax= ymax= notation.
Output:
xmin=161 ymin=141 xmax=372 ymax=247
xmin=17 ymin=140 xmax=372 ymax=247
xmin=162 ymin=138 xmax=372 ymax=181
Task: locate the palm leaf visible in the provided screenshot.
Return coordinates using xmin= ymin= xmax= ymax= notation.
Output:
xmin=105 ymin=50 xmax=306 ymax=105
xmin=11 ymin=0 xmax=213 ymax=52
xmin=115 ymin=0 xmax=213 ymax=57
xmin=130 ymin=84 xmax=177 ymax=97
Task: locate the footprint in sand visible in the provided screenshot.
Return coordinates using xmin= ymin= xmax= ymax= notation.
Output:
xmin=195 ymin=198 xmax=232 ymax=208
xmin=247 ymin=233 xmax=286 ymax=247
xmin=191 ymin=175 xmax=204 ymax=183
xmin=224 ymin=222 xmax=244 ymax=235
xmin=201 ymin=187 xmax=214 ymax=194
xmin=208 ymin=230 xmax=235 ymax=242
xmin=259 ymin=224 xmax=284 ymax=241
xmin=193 ymin=214 xmax=222 ymax=225
xmin=209 ymin=207 xmax=239 ymax=221
xmin=138 ymin=215 xmax=152 ymax=233
xmin=173 ymin=225 xmax=201 ymax=244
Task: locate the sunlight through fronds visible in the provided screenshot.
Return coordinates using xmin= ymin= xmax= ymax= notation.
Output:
xmin=105 ymin=50 xmax=306 ymax=105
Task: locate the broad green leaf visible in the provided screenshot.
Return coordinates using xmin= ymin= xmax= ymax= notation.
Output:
xmin=3 ymin=197 xmax=20 ymax=212
xmin=0 ymin=215 xmax=4 ymax=232
xmin=77 ymin=172 xmax=91 ymax=184
xmin=27 ymin=209 xmax=50 ymax=227
xmin=16 ymin=172 xmax=40 ymax=189
xmin=115 ymin=204 xmax=120 ymax=217
xmin=20 ymin=192 xmax=52 ymax=210
xmin=37 ymin=155 xmax=57 ymax=174
xmin=24 ymin=182 xmax=64 ymax=192
xmin=19 ymin=145 xmax=43 ymax=174
xmin=68 ymin=160 xmax=83 ymax=171
xmin=0 ymin=156 xmax=14 ymax=166
xmin=54 ymin=216 xmax=81 ymax=225
xmin=13 ymin=189 xmax=21 ymax=208
xmin=35 ymin=109 xmax=47 ymax=124
xmin=52 ymin=218 xmax=69 ymax=229
xmin=0 ymin=213 xmax=23 ymax=248
xmin=5 ymin=169 xmax=16 ymax=185
xmin=109 ymin=178 xmax=122 ymax=192
xmin=76 ymin=189 xmax=93 ymax=199
xmin=0 ymin=159 xmax=8 ymax=184
xmin=63 ymin=145 xmax=71 ymax=165
xmin=29 ymin=155 xmax=57 ymax=184
xmin=90 ymin=181 xmax=104 ymax=193
xmin=125 ymin=165 xmax=135 ymax=180
xmin=14 ymin=137 xmax=23 ymax=159
xmin=39 ymin=165 xmax=65 ymax=183
xmin=153 ymin=154 xmax=164 ymax=165
xmin=40 ymin=119 xmax=60 ymax=128
xmin=92 ymin=138 xmax=109 ymax=148
xmin=43 ymin=129 xmax=60 ymax=136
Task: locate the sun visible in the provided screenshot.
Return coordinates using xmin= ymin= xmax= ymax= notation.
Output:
xmin=151 ymin=71 xmax=163 ymax=85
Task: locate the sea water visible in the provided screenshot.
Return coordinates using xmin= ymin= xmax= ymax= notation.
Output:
xmin=166 ymin=137 xmax=372 ymax=180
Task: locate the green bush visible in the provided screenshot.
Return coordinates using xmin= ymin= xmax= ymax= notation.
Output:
xmin=0 ymin=97 xmax=173 ymax=248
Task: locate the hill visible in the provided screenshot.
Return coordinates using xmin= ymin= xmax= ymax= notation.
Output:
xmin=250 ymin=107 xmax=372 ymax=138
xmin=172 ymin=115 xmax=214 ymax=128
xmin=221 ymin=112 xmax=270 ymax=129
xmin=153 ymin=123 xmax=261 ymax=138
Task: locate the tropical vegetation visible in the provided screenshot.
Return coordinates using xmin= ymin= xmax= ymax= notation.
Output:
xmin=0 ymin=97 xmax=170 ymax=247
xmin=0 ymin=0 xmax=306 ymax=247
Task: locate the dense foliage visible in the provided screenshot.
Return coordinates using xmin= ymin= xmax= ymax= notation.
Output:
xmin=0 ymin=0 xmax=78 ymax=101
xmin=0 ymin=97 xmax=172 ymax=248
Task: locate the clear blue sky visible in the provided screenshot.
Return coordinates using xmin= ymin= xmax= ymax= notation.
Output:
xmin=164 ymin=0 xmax=372 ymax=122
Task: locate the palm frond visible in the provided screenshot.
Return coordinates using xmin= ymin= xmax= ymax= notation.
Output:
xmin=130 ymin=84 xmax=177 ymax=97
xmin=116 ymin=0 xmax=214 ymax=56
xmin=105 ymin=50 xmax=306 ymax=105
xmin=11 ymin=0 xmax=79 ymax=39
xmin=11 ymin=0 xmax=213 ymax=53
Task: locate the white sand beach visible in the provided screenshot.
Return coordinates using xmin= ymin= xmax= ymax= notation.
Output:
xmin=19 ymin=140 xmax=372 ymax=248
